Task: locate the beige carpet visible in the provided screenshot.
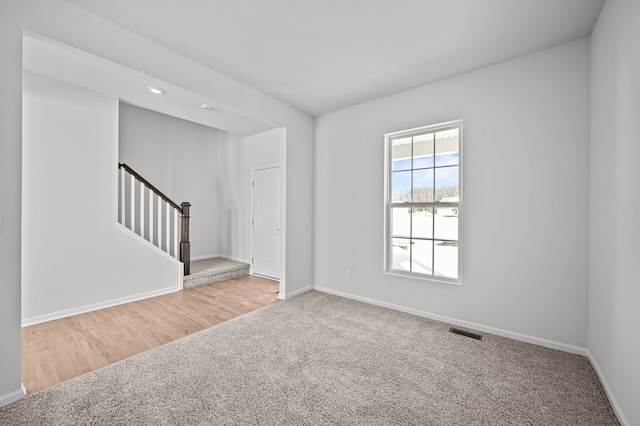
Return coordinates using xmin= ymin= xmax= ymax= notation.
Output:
xmin=184 ymin=258 xmax=251 ymax=289
xmin=0 ymin=291 xmax=618 ymax=425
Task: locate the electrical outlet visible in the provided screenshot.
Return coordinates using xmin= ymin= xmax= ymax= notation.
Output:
xmin=345 ymin=269 xmax=351 ymax=279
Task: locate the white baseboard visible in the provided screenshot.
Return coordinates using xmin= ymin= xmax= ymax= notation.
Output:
xmin=191 ymin=254 xmax=252 ymax=265
xmin=190 ymin=254 xmax=218 ymax=261
xmin=22 ymin=286 xmax=180 ymax=327
xmin=586 ymin=350 xmax=630 ymax=426
xmin=0 ymin=384 xmax=26 ymax=408
xmin=216 ymin=254 xmax=251 ymax=265
xmin=252 ymin=273 xmax=279 ymax=282
xmin=282 ymin=285 xmax=313 ymax=300
xmin=312 ymin=286 xmax=588 ymax=356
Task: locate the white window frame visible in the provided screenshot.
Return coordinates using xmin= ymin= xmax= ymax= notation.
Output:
xmin=383 ymin=120 xmax=463 ymax=285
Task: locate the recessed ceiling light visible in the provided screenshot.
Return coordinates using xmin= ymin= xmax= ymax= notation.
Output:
xmin=200 ymin=104 xmax=215 ymax=111
xmin=146 ymin=85 xmax=165 ymax=95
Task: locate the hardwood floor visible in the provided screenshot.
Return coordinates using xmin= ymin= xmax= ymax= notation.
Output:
xmin=21 ymin=275 xmax=280 ymax=394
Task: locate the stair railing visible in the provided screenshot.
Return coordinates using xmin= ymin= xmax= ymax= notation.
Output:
xmin=118 ymin=163 xmax=191 ymax=275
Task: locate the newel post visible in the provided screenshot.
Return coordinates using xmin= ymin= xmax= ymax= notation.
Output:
xmin=180 ymin=202 xmax=191 ymax=276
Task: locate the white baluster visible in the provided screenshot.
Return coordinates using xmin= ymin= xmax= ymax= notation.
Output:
xmin=119 ymin=167 xmax=125 ymax=224
xmin=166 ymin=201 xmax=170 ymax=255
xmin=157 ymin=196 xmax=162 ymax=250
xmin=140 ymin=181 xmax=145 ymax=240
xmin=149 ymin=191 xmax=154 ymax=246
xmin=130 ymin=174 xmax=135 ymax=233
xmin=174 ymin=207 xmax=179 ymax=259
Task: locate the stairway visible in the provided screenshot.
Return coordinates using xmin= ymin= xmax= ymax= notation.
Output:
xmin=118 ymin=163 xmax=191 ymax=275
xmin=183 ymin=258 xmax=251 ymax=289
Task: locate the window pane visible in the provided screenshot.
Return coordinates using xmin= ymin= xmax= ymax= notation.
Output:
xmin=434 ymin=240 xmax=458 ymax=279
xmin=412 ymin=169 xmax=434 ymax=202
xmin=411 ymin=206 xmax=433 ymax=239
xmin=391 ymin=137 xmax=412 ymax=171
xmin=411 ymin=239 xmax=433 ymax=275
xmin=386 ymin=122 xmax=461 ymax=283
xmin=391 ymin=238 xmax=411 ymax=271
xmin=391 ymin=170 xmax=412 ymax=202
xmin=413 ymin=133 xmax=434 ymax=169
xmin=435 ymin=166 xmax=459 ymax=202
xmin=391 ymin=207 xmax=411 ymax=237
xmin=392 ymin=158 xmax=412 ymax=172
xmin=434 ymin=209 xmax=458 ymax=241
xmin=435 ymin=128 xmax=459 ymax=167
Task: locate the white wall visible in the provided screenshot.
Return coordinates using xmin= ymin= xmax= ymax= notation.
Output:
xmin=589 ymin=0 xmax=640 ymax=424
xmin=218 ymin=128 xmax=283 ymax=264
xmin=0 ymin=0 xmax=313 ymax=404
xmin=119 ymin=104 xmax=284 ymax=265
xmin=22 ymin=73 xmax=182 ymax=321
xmin=0 ymin=1 xmax=24 ymax=405
xmin=119 ymin=102 xmax=220 ymax=258
xmin=314 ymin=39 xmax=590 ymax=347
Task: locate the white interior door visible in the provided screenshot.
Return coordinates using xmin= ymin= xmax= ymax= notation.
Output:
xmin=252 ymin=166 xmax=280 ymax=279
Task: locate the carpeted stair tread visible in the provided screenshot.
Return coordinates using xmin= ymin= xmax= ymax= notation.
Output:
xmin=183 ymin=258 xmax=250 ymax=289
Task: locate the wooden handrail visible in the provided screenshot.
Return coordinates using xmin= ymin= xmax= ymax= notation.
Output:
xmin=118 ymin=163 xmax=183 ymax=213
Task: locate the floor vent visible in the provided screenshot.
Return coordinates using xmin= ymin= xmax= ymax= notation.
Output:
xmin=449 ymin=327 xmax=484 ymax=341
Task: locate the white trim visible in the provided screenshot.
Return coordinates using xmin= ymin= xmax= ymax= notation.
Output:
xmin=253 ymin=163 xmax=281 ymax=172
xmin=189 ymin=254 xmax=252 ymax=264
xmin=313 ymin=286 xmax=587 ymax=355
xmin=178 ymin=261 xmax=184 ymax=291
xmin=165 ymin=202 xmax=170 ymax=255
xmin=281 ymin=284 xmax=313 ymax=300
xmin=0 ymin=384 xmax=26 ymax=408
xmin=383 ymin=120 xmax=464 ymax=285
xmin=217 ymin=254 xmax=251 ymax=265
xmin=385 ymin=120 xmax=464 ymax=139
xmin=22 ymin=285 xmax=180 ymax=327
xmin=190 ymin=254 xmax=218 ymax=261
xmin=586 ymin=350 xmax=630 ymax=426
xmin=173 ymin=208 xmax=179 ymax=259
xmin=119 ymin=167 xmax=125 ymax=223
xmin=116 ymin=223 xmax=182 ymax=266
xmin=385 ymin=270 xmax=462 ymax=286
xmin=251 ymin=273 xmax=279 ymax=282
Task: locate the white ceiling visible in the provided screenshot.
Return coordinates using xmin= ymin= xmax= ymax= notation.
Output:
xmin=65 ymin=0 xmax=604 ymax=117
xmin=23 ymin=34 xmax=275 ymax=136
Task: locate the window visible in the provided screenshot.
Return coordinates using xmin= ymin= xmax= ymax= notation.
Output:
xmin=384 ymin=120 xmax=462 ymax=283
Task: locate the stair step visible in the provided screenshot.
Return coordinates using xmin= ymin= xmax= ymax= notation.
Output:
xmin=183 ymin=258 xmax=250 ymax=289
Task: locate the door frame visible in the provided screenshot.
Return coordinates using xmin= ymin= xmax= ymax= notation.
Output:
xmin=250 ymin=164 xmax=281 ymax=283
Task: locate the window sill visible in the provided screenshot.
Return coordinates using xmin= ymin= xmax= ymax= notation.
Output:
xmin=385 ymin=269 xmax=462 ymax=286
